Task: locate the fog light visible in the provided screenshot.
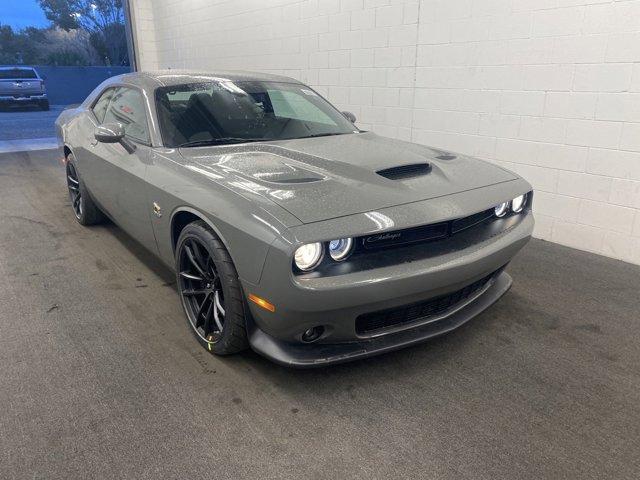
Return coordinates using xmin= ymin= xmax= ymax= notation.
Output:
xmin=494 ymin=202 xmax=509 ymax=217
xmin=511 ymin=194 xmax=526 ymax=213
xmin=328 ymin=237 xmax=353 ymax=261
xmin=294 ymin=242 xmax=323 ymax=271
xmin=301 ymin=326 xmax=324 ymax=343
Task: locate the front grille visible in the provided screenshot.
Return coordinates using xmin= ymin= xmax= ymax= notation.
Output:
xmin=377 ymin=163 xmax=431 ymax=180
xmin=355 ymin=269 xmax=500 ymax=335
xmin=451 ymin=208 xmax=494 ymax=234
xmin=362 ymin=222 xmax=448 ymax=249
xmin=359 ymin=208 xmax=494 ymax=251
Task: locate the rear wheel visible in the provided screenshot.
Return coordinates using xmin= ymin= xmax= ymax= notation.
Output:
xmin=39 ymin=100 xmax=50 ymax=111
xmin=66 ymin=153 xmax=104 ymax=225
xmin=176 ymin=221 xmax=249 ymax=355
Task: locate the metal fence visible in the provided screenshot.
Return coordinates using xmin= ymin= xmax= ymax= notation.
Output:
xmin=31 ymin=66 xmax=131 ymax=105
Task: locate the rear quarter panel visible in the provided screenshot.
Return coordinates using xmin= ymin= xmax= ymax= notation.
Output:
xmin=55 ymin=106 xmax=89 ymax=158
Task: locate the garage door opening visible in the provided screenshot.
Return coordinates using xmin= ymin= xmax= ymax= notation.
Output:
xmin=0 ymin=0 xmax=135 ymax=147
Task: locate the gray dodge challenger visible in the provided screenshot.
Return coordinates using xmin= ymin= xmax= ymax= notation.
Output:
xmin=55 ymin=71 xmax=533 ymax=367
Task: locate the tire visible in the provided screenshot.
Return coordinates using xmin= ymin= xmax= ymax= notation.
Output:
xmin=40 ymin=100 xmax=50 ymax=111
xmin=175 ymin=220 xmax=249 ymax=355
xmin=65 ymin=153 xmax=104 ymax=226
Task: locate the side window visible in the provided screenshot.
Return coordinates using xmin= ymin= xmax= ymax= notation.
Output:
xmin=103 ymin=87 xmax=150 ymax=143
xmin=268 ymin=89 xmax=336 ymax=126
xmin=92 ymin=88 xmax=115 ymax=123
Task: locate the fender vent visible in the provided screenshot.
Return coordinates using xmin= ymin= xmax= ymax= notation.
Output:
xmin=377 ymin=163 xmax=431 ymax=180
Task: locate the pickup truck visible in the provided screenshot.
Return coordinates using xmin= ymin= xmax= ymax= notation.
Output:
xmin=0 ymin=66 xmax=49 ymax=111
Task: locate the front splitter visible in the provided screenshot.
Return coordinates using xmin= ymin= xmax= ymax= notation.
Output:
xmin=247 ymin=271 xmax=513 ymax=368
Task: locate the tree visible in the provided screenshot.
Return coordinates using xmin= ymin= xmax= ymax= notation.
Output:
xmin=0 ymin=23 xmax=100 ymax=66
xmin=0 ymin=25 xmax=49 ymax=65
xmin=38 ymin=0 xmax=129 ymax=66
xmin=41 ymin=28 xmax=100 ymax=66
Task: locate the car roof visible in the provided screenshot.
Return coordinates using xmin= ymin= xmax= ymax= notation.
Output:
xmin=0 ymin=66 xmax=36 ymax=70
xmin=110 ymin=70 xmax=303 ymax=90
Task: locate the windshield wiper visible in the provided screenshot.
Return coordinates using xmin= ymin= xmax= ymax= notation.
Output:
xmin=178 ymin=137 xmax=265 ymax=148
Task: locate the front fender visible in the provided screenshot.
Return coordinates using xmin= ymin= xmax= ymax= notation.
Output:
xmin=146 ymin=151 xmax=296 ymax=284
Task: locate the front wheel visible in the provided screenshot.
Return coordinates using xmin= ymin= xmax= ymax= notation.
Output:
xmin=176 ymin=221 xmax=249 ymax=355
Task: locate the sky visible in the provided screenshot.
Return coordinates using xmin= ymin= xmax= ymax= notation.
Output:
xmin=0 ymin=0 xmax=50 ymax=30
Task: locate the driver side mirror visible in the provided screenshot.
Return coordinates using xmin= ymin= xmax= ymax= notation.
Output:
xmin=342 ymin=111 xmax=357 ymax=123
xmin=95 ymin=123 xmax=125 ymax=143
xmin=94 ymin=123 xmax=136 ymax=153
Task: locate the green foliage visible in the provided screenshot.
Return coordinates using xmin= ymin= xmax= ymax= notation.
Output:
xmin=0 ymin=0 xmax=129 ymax=66
xmin=0 ymin=25 xmax=48 ymax=64
xmin=45 ymin=50 xmax=93 ymax=66
xmin=0 ymin=23 xmax=102 ymax=66
xmin=38 ymin=0 xmax=124 ymax=33
xmin=89 ymin=23 xmax=128 ymax=66
xmin=37 ymin=0 xmax=128 ymax=65
xmin=38 ymin=0 xmax=79 ymax=31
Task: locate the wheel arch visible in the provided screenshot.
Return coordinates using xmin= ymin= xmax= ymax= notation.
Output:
xmin=63 ymin=144 xmax=75 ymax=160
xmin=168 ymin=205 xmax=277 ymax=286
xmin=170 ymin=207 xmax=235 ymax=260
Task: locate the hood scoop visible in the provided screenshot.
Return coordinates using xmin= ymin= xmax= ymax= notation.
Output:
xmin=249 ymin=166 xmax=323 ymax=184
xmin=377 ymin=163 xmax=432 ymax=180
xmin=267 ymin=175 xmax=322 ymax=184
xmin=217 ymin=153 xmax=324 ymax=184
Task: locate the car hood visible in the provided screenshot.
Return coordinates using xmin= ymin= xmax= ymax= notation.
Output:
xmin=179 ymin=132 xmax=518 ymax=224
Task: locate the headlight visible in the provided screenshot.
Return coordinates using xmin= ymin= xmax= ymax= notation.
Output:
xmin=328 ymin=238 xmax=353 ymax=261
xmin=294 ymin=242 xmax=323 ymax=271
xmin=511 ymin=194 xmax=526 ymax=213
xmin=494 ymin=202 xmax=509 ymax=217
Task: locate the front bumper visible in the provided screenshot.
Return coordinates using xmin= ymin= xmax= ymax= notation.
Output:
xmin=247 ymin=270 xmax=512 ymax=367
xmin=243 ymin=208 xmax=533 ymax=367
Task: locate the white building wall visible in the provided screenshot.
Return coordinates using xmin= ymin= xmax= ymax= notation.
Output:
xmin=132 ymin=0 xmax=640 ymax=265
xmin=129 ymin=0 xmax=159 ymax=70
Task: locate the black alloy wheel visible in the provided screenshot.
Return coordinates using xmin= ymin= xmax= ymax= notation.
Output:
xmin=179 ymin=237 xmax=226 ymax=342
xmin=66 ymin=161 xmax=82 ymax=220
xmin=176 ymin=221 xmax=248 ymax=355
xmin=64 ymin=153 xmax=104 ymax=226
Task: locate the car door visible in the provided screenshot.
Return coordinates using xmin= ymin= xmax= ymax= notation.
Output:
xmin=89 ymin=86 xmax=158 ymax=252
xmin=76 ymin=87 xmax=118 ymax=216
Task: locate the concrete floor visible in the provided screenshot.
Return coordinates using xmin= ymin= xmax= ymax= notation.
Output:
xmin=0 ymin=149 xmax=639 ymax=480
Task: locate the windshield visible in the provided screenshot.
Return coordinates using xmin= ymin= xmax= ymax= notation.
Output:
xmin=155 ymin=81 xmax=357 ymax=147
xmin=0 ymin=68 xmax=38 ymax=80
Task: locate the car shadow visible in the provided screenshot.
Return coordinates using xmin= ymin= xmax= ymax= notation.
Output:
xmin=99 ymin=219 xmax=176 ymax=286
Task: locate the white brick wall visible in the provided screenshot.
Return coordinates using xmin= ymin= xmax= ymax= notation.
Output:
xmin=128 ymin=0 xmax=158 ymax=70
xmin=132 ymin=0 xmax=640 ymax=265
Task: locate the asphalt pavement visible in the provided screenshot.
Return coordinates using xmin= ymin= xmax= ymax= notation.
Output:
xmin=0 ymin=149 xmax=639 ymax=479
xmin=0 ymin=105 xmax=65 ymax=141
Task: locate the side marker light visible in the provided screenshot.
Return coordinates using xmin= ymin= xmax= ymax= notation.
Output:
xmin=248 ymin=294 xmax=276 ymax=312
